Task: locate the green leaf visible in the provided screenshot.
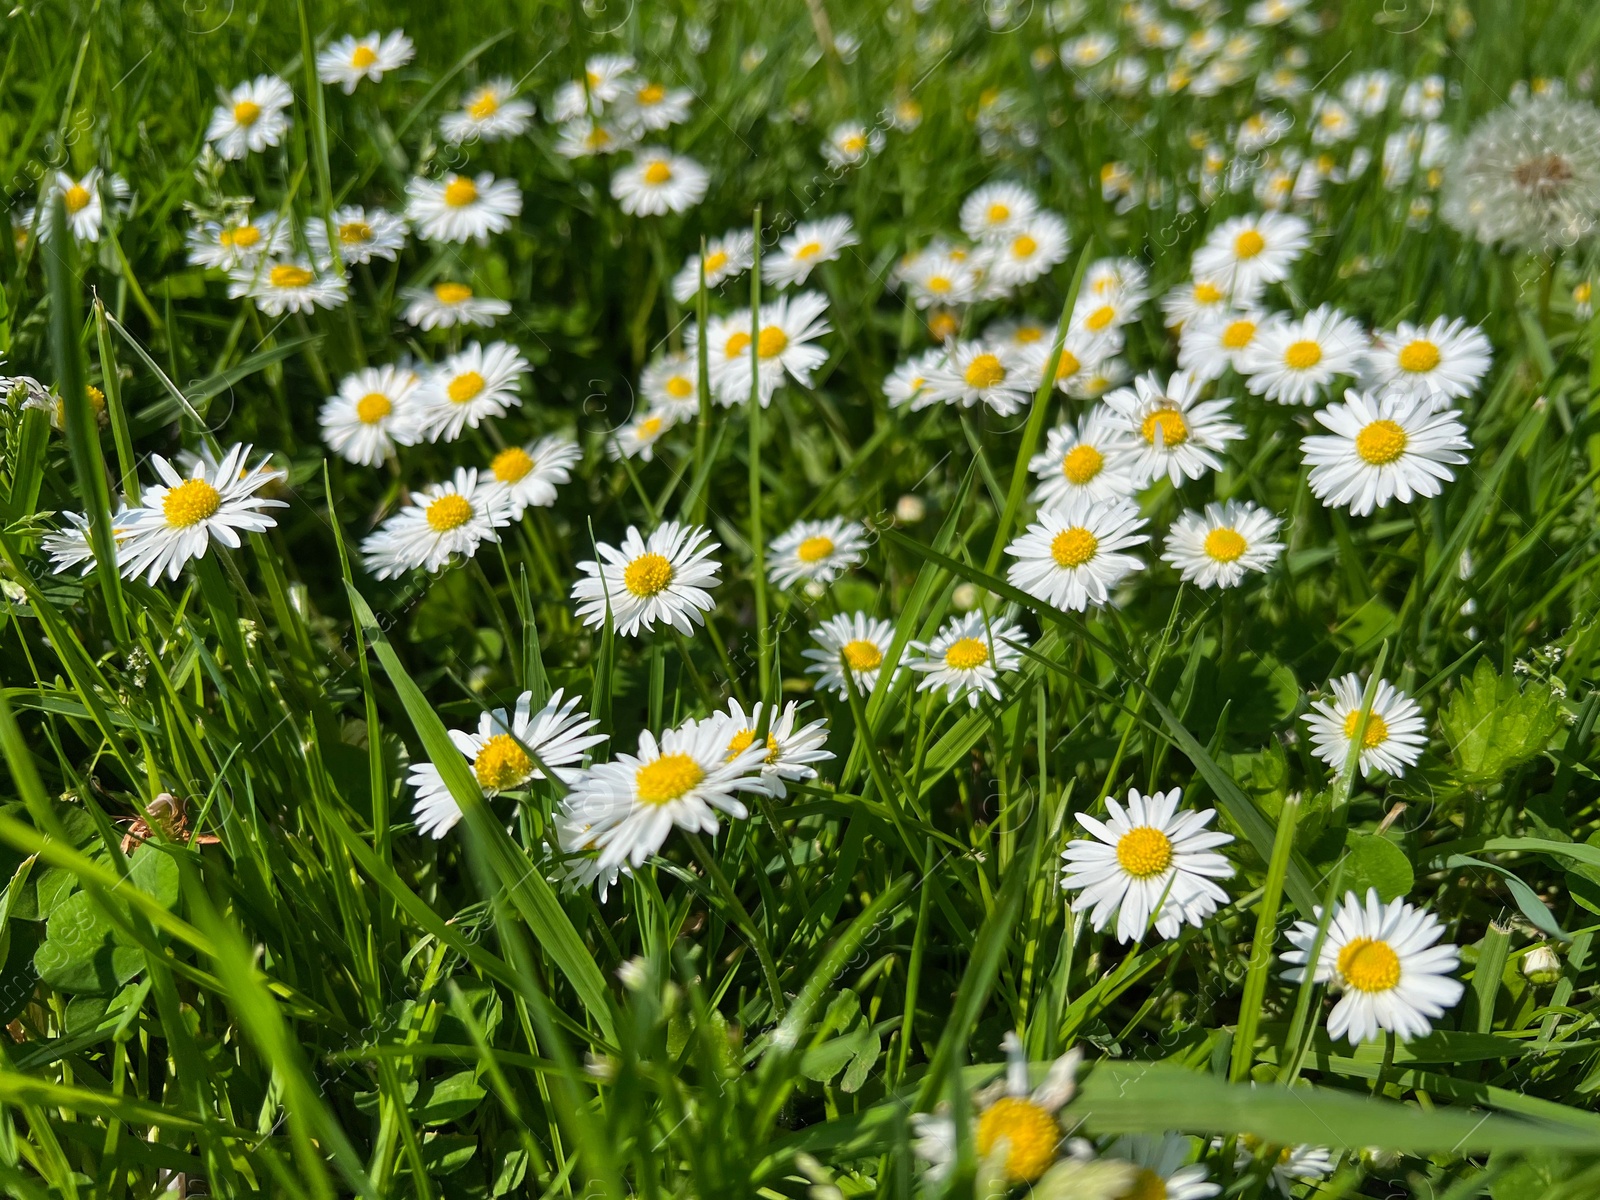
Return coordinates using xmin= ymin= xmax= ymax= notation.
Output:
xmin=1342 ymin=833 xmax=1414 ymax=902
xmin=413 ymin=1070 xmax=487 ymax=1126
xmin=34 ymin=892 xmax=143 ymax=995
xmin=1440 ymin=659 xmax=1565 ymax=786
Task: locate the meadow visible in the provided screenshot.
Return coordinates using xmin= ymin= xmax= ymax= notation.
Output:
xmin=0 ymin=0 xmax=1599 ymax=1196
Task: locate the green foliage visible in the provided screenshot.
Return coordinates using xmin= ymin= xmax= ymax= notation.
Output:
xmin=1442 ymin=658 xmax=1568 ymax=787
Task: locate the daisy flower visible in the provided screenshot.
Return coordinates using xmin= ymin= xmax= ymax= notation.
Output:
xmin=1104 ymin=1136 xmax=1221 ymax=1200
xmin=1073 ymin=357 xmax=1131 ymax=400
xmin=40 ymin=170 xmax=128 ymax=243
xmin=1017 ymin=330 xmax=1116 ymax=397
xmin=405 ymin=172 xmax=522 ymax=244
xmin=411 ymin=342 xmax=529 ymax=443
xmin=804 ymin=612 xmax=898 ymax=697
xmin=639 ymin=350 xmax=701 ymax=418
xmin=616 ymin=80 xmax=694 ymax=133
xmin=408 ymin=689 xmax=606 ymax=839
xmin=884 ymin=349 xmax=943 ymax=411
xmin=1178 ymin=308 xmax=1267 ymax=382
xmin=316 ymin=30 xmax=413 ymax=93
xmin=1301 ymin=388 xmax=1471 ymax=516
xmin=43 ymin=510 xmax=129 ymax=576
xmin=1070 ymin=291 xmax=1140 ymax=346
xmin=307 ymin=206 xmax=407 ymax=267
xmin=229 ymin=259 xmax=348 ymax=316
xmin=764 ymin=215 xmax=858 ymax=288
xmin=441 ymin=78 xmax=535 ymax=143
xmin=1228 ymin=1138 xmax=1336 ymax=1197
xmin=609 ymin=410 xmax=676 ymax=462
xmin=362 ymin=469 xmax=509 ymax=579
xmin=187 ymin=208 xmax=291 ymax=271
xmin=118 ymin=445 xmax=287 ymax=584
xmin=1162 ymin=501 xmax=1283 ymax=589
xmin=671 ymin=229 xmax=755 ymax=302
xmin=902 ymin=247 xmax=980 ymax=309
xmin=1238 ymin=305 xmax=1367 ymax=406
xmin=1062 ymin=787 xmax=1235 ymax=943
xmin=1028 ymin=410 xmax=1141 ymax=508
xmin=708 ymin=291 xmax=831 ymax=407
xmin=961 ymin=181 xmax=1040 ymax=241
xmin=1159 ymin=275 xmax=1252 ymax=332
xmin=402 ymin=281 xmax=510 ymax=330
xmin=925 ymin=341 xmax=1032 ymax=415
xmin=1365 ymin=316 xmax=1493 ymax=406
xmin=909 ymin=612 xmax=1029 ymax=708
xmin=553 ymin=116 xmax=631 ymax=159
xmin=318 ymin=364 xmax=421 ymax=466
xmin=1103 ymin=370 xmax=1245 ymax=487
xmin=1005 ymin=494 xmax=1149 ymax=612
xmin=767 ymin=517 xmax=869 ymax=588
xmin=562 ymin=717 xmax=768 ymax=871
xmin=1282 ymin=889 xmax=1463 ymax=1044
xmin=1081 ymin=257 xmax=1151 ymax=308
xmin=611 ymin=149 xmax=709 ymax=216
xmin=1303 ymin=673 xmax=1427 ymax=778
xmin=1190 ymin=211 xmax=1310 ymax=294
xmin=482 ymin=434 xmax=581 ymax=517
xmin=710 ymin=700 xmax=834 ymax=798
xmin=979 ymin=210 xmax=1070 ymax=290
xmin=821 ymin=121 xmax=885 ymax=169
xmin=571 ymin=522 xmax=720 ymax=637
xmin=206 ymin=76 xmax=293 ymax=160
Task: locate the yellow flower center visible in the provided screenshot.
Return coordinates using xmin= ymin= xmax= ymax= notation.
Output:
xmin=1576 ymin=282 xmax=1593 ymax=303
xmin=703 ymin=250 xmax=729 ymax=273
xmin=1336 ymin=936 xmax=1401 ymax=992
xmin=233 ymin=99 xmax=262 ymax=126
xmin=491 ymin=446 xmax=534 ymax=483
xmin=795 ymin=240 xmax=824 ymax=260
xmin=162 ymin=479 xmax=222 ymax=528
xmin=434 ymin=282 xmax=474 ymax=304
xmin=1085 ymin=304 xmax=1116 ymax=332
xmin=1233 ymin=229 xmax=1265 ymax=258
xmin=725 ymin=728 xmax=781 ymax=763
xmin=796 ymin=535 xmax=835 ymax=563
xmin=1052 ymin=349 xmax=1082 ymax=381
xmin=1397 ymin=339 xmax=1441 ymax=373
xmin=447 ymin=372 xmax=486 ymax=404
xmin=637 ymin=415 xmax=664 ymax=438
xmin=1015 ymin=326 xmax=1044 ymax=344
xmin=1203 ymin=527 xmax=1247 ymax=562
xmin=1355 ymin=419 xmax=1408 ymax=465
xmin=724 ymin=331 xmax=752 ymax=358
xmin=635 ymin=752 xmax=705 ymax=805
xmin=841 ymin=639 xmax=883 ymax=672
xmin=63 ymin=185 xmax=91 ymax=214
xmin=269 ymin=264 xmax=314 ymax=289
xmin=1123 ymin=1168 xmax=1169 ymax=1200
xmin=473 ymin=733 xmax=532 ymax=791
xmin=586 ymin=127 xmax=612 ymax=149
xmin=426 ymin=493 xmax=474 ymax=532
xmin=944 ymin=637 xmax=989 ymax=670
xmin=1061 ymin=443 xmax=1104 ymax=485
xmin=468 ymin=91 xmax=500 ymax=120
xmin=339 ymin=220 xmax=373 ymax=244
xmin=1193 ymin=281 xmax=1224 ymax=304
xmin=1342 ymin=708 xmax=1390 ymax=747
xmin=222 ymin=224 xmax=261 ymax=249
xmin=1012 ymin=233 xmax=1038 ymax=258
xmin=842 ymin=134 xmax=867 ymax=154
xmin=928 ymin=311 xmax=960 ymax=341
xmin=665 ymin=374 xmax=694 ymax=399
xmin=1050 ymin=527 xmax=1098 ymax=568
xmin=987 ymin=202 xmax=1011 ymax=223
xmin=623 ymin=552 xmax=674 ymax=597
xmin=1116 ymin=826 xmax=1174 ymax=877
xmin=444 ymin=177 xmax=479 ymax=207
xmin=964 ymin=353 xmax=1006 ymax=389
xmin=643 ymin=160 xmax=674 ymax=185
xmin=974 ymin=1097 xmax=1059 ymax=1183
xmin=637 ymin=83 xmax=666 ymax=104
xmin=1140 ymin=407 xmax=1189 ymax=447
xmin=87 ymin=385 xmax=105 ymax=412
xmin=356 ymin=392 xmax=392 ymax=424
xmin=757 ymin=325 xmax=789 ymax=357
xmin=1221 ymin=319 xmax=1257 ymax=349
xmin=1284 ymin=340 xmax=1323 ymax=370
xmin=351 ymin=44 xmax=378 ymax=68
xmin=926 ymin=275 xmax=952 ymax=294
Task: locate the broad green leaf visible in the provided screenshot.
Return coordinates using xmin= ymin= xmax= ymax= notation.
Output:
xmin=1342 ymin=833 xmax=1414 ymax=902
xmin=1441 ymin=659 xmax=1565 ymax=786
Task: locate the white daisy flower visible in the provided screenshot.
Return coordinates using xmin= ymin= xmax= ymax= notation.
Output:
xmin=1162 ymin=501 xmax=1283 ymax=589
xmin=551 ymin=807 xmax=628 ymax=900
xmin=1301 ymin=388 xmax=1471 ymax=516
xmin=767 ymin=517 xmax=868 ymax=588
xmin=671 ymin=229 xmax=756 ymax=302
xmin=405 ymin=172 xmax=522 ymax=244
xmin=553 ymin=116 xmax=633 ymax=159
xmin=43 ymin=509 xmax=129 ymax=576
xmin=482 ymin=434 xmax=581 ymax=518
xmin=571 ymin=522 xmax=720 ymax=637
xmin=961 ymin=181 xmax=1040 ymax=241
xmin=307 ymin=206 xmax=407 ymax=267
xmin=186 ymin=208 xmax=291 ymax=271
xmin=1104 ymin=1135 xmax=1221 ymax=1200
xmin=401 ymin=281 xmax=510 ymax=330
xmin=1103 ymin=370 xmax=1245 ymax=487
xmin=229 ymin=259 xmax=348 ymax=316
xmin=639 ymin=350 xmax=701 ymax=418
xmin=902 ymin=247 xmax=981 ymax=309
xmin=763 ymin=215 xmax=858 ymax=288
xmin=1303 ymin=673 xmax=1427 ymax=778
xmin=1228 ymin=1138 xmax=1336 ymax=1196
xmin=1365 ymin=316 xmax=1492 ymax=407
xmin=318 ymin=364 xmax=421 ymax=466
xmin=408 ymin=689 xmax=606 ymax=839
xmin=574 ymin=53 xmax=638 ymax=110
xmin=1005 ymin=493 xmax=1149 ymax=612
xmin=1282 ymin=889 xmax=1463 ymax=1044
xmin=361 ymin=468 xmax=509 ymax=579
xmin=316 ymin=30 xmax=413 ymax=93
xmin=1070 ymin=291 xmax=1141 ymax=346
xmin=984 ymin=316 xmax=1052 ymax=349
xmin=616 ymin=80 xmax=694 ymax=133
xmin=440 ymin=78 xmax=535 ymax=143
xmin=1028 ymin=410 xmax=1141 ymax=508
xmin=1072 ymin=357 xmax=1132 ymax=400
xmin=804 ymin=612 xmax=898 ymax=697
xmin=909 ymin=612 xmax=1029 ymax=708
xmin=562 ymin=717 xmax=768 ymax=871
xmin=1062 ymin=31 xmax=1117 ymax=69
xmin=1062 ymin=787 xmax=1235 ymax=943
xmin=611 ymin=149 xmax=709 ymax=216
xmin=411 ymin=342 xmax=529 ymax=443
xmin=1178 ymin=308 xmax=1267 ymax=382
xmin=608 ymin=410 xmax=677 ymax=462
xmin=206 ymin=75 xmax=293 ymax=160
xmin=1238 ymin=305 xmax=1367 ymax=406
xmin=924 ymin=340 xmax=1032 ymax=415
xmin=40 ymin=170 xmax=128 ymax=243
xmin=821 ymin=121 xmax=885 ymax=169
xmin=118 ymin=445 xmax=287 ymax=584
xmin=1016 ymin=330 xmax=1116 ymax=397
xmin=710 ymin=700 xmax=834 ymax=798
xmin=1159 ymin=275 xmax=1253 ymax=332
xmin=884 ymin=349 xmax=944 ymax=411
xmin=1081 ymin=257 xmax=1151 ymax=308
xmin=706 ymin=291 xmax=831 ymax=407
xmin=1310 ymin=95 xmax=1359 ymax=145
xmin=1190 ymin=211 xmax=1310 ymax=295
xmin=978 ymin=210 xmax=1070 ymax=290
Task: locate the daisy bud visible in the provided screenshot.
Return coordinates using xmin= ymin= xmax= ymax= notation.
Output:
xmin=1522 ymin=944 xmax=1563 ymax=986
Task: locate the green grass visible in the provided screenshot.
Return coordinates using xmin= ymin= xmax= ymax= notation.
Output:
xmin=0 ymin=0 xmax=1598 ymax=1196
